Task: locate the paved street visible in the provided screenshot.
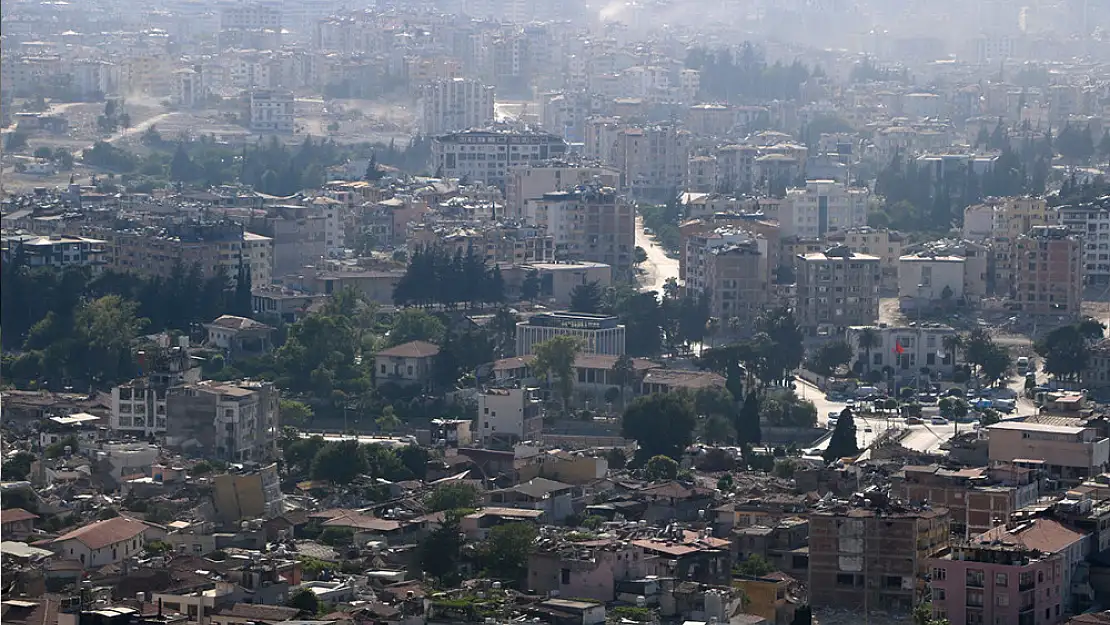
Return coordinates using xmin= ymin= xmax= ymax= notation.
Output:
xmin=635 ymin=214 xmax=679 ymax=296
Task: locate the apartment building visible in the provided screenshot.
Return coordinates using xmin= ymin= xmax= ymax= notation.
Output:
xmin=929 ymin=519 xmax=1088 ymax=625
xmin=417 ymin=78 xmax=495 ymax=135
xmin=505 ymin=161 xmax=621 ymax=216
xmin=780 ymin=180 xmax=870 ymax=238
xmin=165 ymin=380 xmax=280 ymax=462
xmin=409 ymin=222 xmax=556 ymax=266
xmin=477 ymin=387 xmax=543 ymax=446
xmin=211 ymin=463 xmax=284 ymax=525
xmin=893 ymin=464 xmax=1040 ymax=538
xmin=809 ymin=503 xmax=951 ymax=613
xmin=93 ymin=222 xmax=246 ymax=282
xmin=845 ymin=323 xmax=959 ymax=377
xmin=220 ymin=3 xmax=282 ymax=30
xmin=523 ymin=185 xmax=635 ymax=274
xmin=680 ymin=214 xmax=780 ymax=282
xmin=612 ymin=123 xmax=690 ymax=200
xmin=987 ymin=421 xmax=1110 ymax=482
xmin=704 ymin=242 xmax=771 ymax=326
xmin=242 ymin=232 xmax=273 ymax=286
xmin=1012 ymin=226 xmax=1084 ymax=316
xmin=964 ymin=197 xmax=1051 ymax=295
xmin=516 ymin=312 xmax=626 ymax=356
xmin=826 ymin=227 xmax=903 ymax=290
xmin=111 ymin=345 xmax=201 ymax=438
xmin=1057 ymin=197 xmax=1110 ymax=285
xmin=899 ymin=253 xmax=966 ymax=306
xmin=432 ymin=126 xmax=568 ymax=188
xmin=0 ymin=234 xmax=107 ymax=271
xmin=249 ymin=90 xmax=295 ymax=133
xmin=795 ymin=247 xmax=882 ymax=333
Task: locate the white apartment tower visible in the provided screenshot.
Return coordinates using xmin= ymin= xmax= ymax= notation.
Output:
xmin=418 ymin=78 xmax=495 ymax=135
xmin=781 ymin=180 xmax=870 ymax=238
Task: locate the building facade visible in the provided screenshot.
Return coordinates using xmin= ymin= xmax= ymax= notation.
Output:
xmin=249 ymin=90 xmax=295 ymax=133
xmin=809 ymin=504 xmax=951 ymax=613
xmin=795 ymin=247 xmax=881 ymax=333
xmin=845 ymin=323 xmax=959 ymax=377
xmin=986 ymin=421 xmax=1110 ymax=482
xmin=417 ymin=78 xmax=495 ymax=135
xmin=516 ymin=312 xmax=626 ymax=356
xmin=781 ymin=180 xmax=869 ymax=239
xmin=1012 ymin=226 xmax=1084 ymax=316
xmin=477 ymin=387 xmax=544 ymax=446
xmin=165 ymin=380 xmax=280 ymax=462
xmin=523 ymin=185 xmax=635 ymax=275
xmin=432 ymin=127 xmax=567 ymax=188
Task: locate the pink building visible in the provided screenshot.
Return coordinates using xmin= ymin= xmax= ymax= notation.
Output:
xmin=528 ymin=539 xmax=647 ymax=602
xmin=929 ymin=518 xmax=1088 ymax=625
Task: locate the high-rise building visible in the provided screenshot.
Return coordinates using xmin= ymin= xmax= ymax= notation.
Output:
xmin=780 ymin=180 xmax=869 ymax=238
xmin=1057 ymin=196 xmax=1110 ymax=285
xmin=523 ymin=185 xmax=635 ymax=275
xmin=809 ymin=501 xmax=951 ymax=613
xmin=417 ymin=78 xmax=495 ymax=135
xmin=506 ymin=160 xmax=620 ymax=217
xmin=1012 ymin=226 xmax=1084 ymax=316
xmin=612 ymin=123 xmax=690 ymax=200
xmin=795 ymin=246 xmax=881 ymax=332
xmin=432 ymin=126 xmax=567 ymax=188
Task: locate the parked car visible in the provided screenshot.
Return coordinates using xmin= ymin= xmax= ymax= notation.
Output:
xmin=930 ymin=417 xmax=949 ymax=425
xmin=905 ymin=417 xmax=924 ymax=425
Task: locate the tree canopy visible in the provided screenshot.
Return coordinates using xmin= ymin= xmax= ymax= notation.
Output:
xmin=622 ymin=391 xmax=698 ymax=462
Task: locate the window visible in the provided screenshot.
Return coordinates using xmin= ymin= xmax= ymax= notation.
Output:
xmin=561 ymin=568 xmax=571 ymax=584
xmin=996 ymin=594 xmax=1008 ymax=607
xmin=936 ymin=589 xmax=946 ymax=600
xmin=836 ymin=574 xmax=855 ymax=586
xmin=995 ymin=573 xmax=1008 ymax=587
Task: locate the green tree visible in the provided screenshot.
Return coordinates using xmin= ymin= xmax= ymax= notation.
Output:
xmin=856 ymin=327 xmax=880 ymax=374
xmin=569 ymin=281 xmax=604 ymax=313
xmin=644 ymin=455 xmax=679 ymax=481
xmin=426 ymin=482 xmax=480 ymax=512
xmin=1 ymin=452 xmax=36 ymax=480
xmin=521 ymin=269 xmax=541 ymax=302
xmin=823 ymin=407 xmax=859 ymax=462
xmin=310 ymin=440 xmax=368 ymax=484
xmin=634 ymin=246 xmax=648 ymax=265
xmin=621 ymin=391 xmax=697 ymax=461
xmin=736 ymin=391 xmax=762 ymax=447
xmin=420 ymin=510 xmax=465 ymax=583
xmin=280 ymin=399 xmax=314 ymax=427
xmin=942 ymin=333 xmax=964 ymax=369
xmin=288 ymin=589 xmax=321 ymax=616
xmin=912 ymin=603 xmax=949 ymax=625
xmin=808 ymin=341 xmax=853 ymax=375
xmin=611 ymin=353 xmax=637 ymax=407
xmin=388 ymin=309 xmax=446 ymax=346
xmin=482 ymin=521 xmax=537 ymax=581
xmin=735 ymin=554 xmax=775 ymax=577
xmin=318 ymin=526 xmax=354 ymax=546
xmin=531 ymin=335 xmax=583 ymax=411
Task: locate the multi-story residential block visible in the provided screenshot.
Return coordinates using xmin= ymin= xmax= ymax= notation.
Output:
xmin=417 ymin=78 xmax=495 ymax=135
xmin=1057 ymin=197 xmax=1110 ymax=285
xmin=826 ymin=227 xmax=904 ymax=290
xmin=242 ymin=231 xmax=273 ymax=286
xmin=516 ymin=312 xmax=625 ymax=356
xmin=165 ymin=380 xmax=280 ymax=462
xmin=1012 ymin=226 xmax=1084 ymax=316
xmin=795 ymin=247 xmax=881 ymax=333
xmin=611 ymin=123 xmax=690 ymax=200
xmin=409 ymin=222 xmax=556 ymax=266
xmin=928 ymin=519 xmax=1089 ymax=625
xmin=432 ymin=126 xmax=568 ymax=188
xmin=964 ymin=196 xmax=1051 ymax=295
xmin=506 ymin=160 xmax=621 ymax=216
xmin=477 ymin=386 xmax=543 ymax=446
xmin=91 ymin=221 xmax=246 ymax=283
xmin=220 ymin=3 xmax=282 ymax=31
xmin=523 ymin=185 xmax=635 ymax=274
xmin=809 ymin=502 xmax=951 ymax=613
xmin=986 ymin=421 xmax=1110 ymax=482
xmin=249 ymin=90 xmax=295 ymax=133
xmin=893 ymin=464 xmax=1040 ymax=539
xmin=110 ymin=343 xmax=200 ymax=438
xmin=899 ymin=253 xmax=966 ymax=307
xmin=0 ymin=234 xmax=107 ymax=271
xmin=845 ymin=323 xmax=959 ymax=378
xmin=780 ymin=180 xmax=870 ymax=238
xmin=703 ymin=241 xmax=771 ymax=326
xmin=503 ymin=261 xmax=611 ymax=307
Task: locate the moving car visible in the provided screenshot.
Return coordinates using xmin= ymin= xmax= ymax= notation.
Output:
xmin=905 ymin=416 xmax=924 ymax=425
xmin=930 ymin=417 xmax=949 ymax=425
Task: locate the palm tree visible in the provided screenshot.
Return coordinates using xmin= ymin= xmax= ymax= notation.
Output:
xmin=857 ymin=327 xmax=880 ymax=375
xmin=942 ymin=333 xmax=965 ymax=369
xmin=704 ymin=317 xmax=720 ymax=353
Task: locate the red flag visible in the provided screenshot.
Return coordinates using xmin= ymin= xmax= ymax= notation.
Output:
xmin=894 ymin=341 xmax=905 ymax=354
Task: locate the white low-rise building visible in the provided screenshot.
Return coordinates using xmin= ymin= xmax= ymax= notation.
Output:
xmin=477 ymin=387 xmax=544 ymax=446
xmin=845 ymin=323 xmax=959 ymax=378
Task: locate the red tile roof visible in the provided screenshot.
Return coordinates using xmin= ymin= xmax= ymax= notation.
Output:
xmin=1 ymin=508 xmax=39 ymax=523
xmin=51 ymin=516 xmax=150 ymax=550
xmin=376 ymin=340 xmax=440 ymax=358
xmin=975 ymin=518 xmax=1087 ymax=554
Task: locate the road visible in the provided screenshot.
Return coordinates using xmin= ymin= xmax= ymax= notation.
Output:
xmin=635 ymin=214 xmax=680 ymax=295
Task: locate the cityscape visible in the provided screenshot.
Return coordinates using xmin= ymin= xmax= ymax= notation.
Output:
xmin=3 ymin=1 xmax=1110 ymax=625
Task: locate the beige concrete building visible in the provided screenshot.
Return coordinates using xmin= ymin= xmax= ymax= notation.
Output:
xmin=611 ymin=123 xmax=690 ymax=200
xmin=523 ymin=185 xmax=635 ymax=275
xmin=508 ymin=261 xmax=612 ymax=307
xmin=432 ymin=127 xmax=568 ymax=188
xmin=242 ymin=231 xmax=273 ymax=286
xmin=417 ymin=77 xmax=495 ymax=135
xmin=987 ymin=421 xmax=1109 ymax=481
xmin=704 ymin=241 xmax=770 ymax=327
xmin=505 ymin=161 xmax=621 ymax=216
xmin=898 ymin=254 xmax=966 ymax=307
xmin=409 ymin=222 xmax=556 ymax=266
xmin=795 ymin=247 xmax=881 ymax=332
xmin=963 ymin=196 xmax=1051 ymax=295
xmin=826 ymin=227 xmax=903 ymax=290
xmin=1012 ymin=226 xmax=1084 ymax=316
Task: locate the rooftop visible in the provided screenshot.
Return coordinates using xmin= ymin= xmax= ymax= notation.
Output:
xmin=375 ymin=340 xmax=441 ymax=359
xmin=51 ymin=516 xmax=150 ymax=551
